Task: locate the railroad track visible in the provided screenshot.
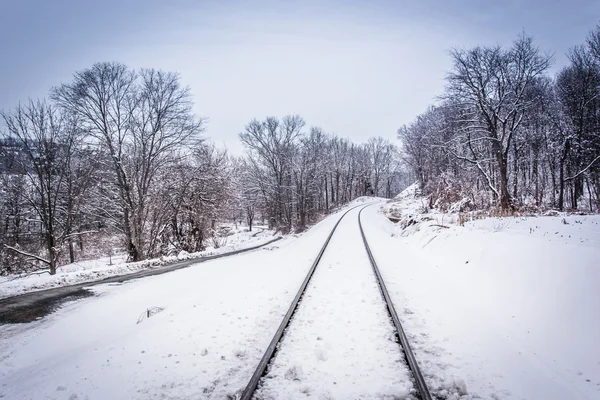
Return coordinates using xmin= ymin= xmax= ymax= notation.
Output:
xmin=240 ymin=203 xmax=432 ymax=400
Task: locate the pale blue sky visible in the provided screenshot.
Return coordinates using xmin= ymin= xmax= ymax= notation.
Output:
xmin=1 ymin=0 xmax=598 ymax=152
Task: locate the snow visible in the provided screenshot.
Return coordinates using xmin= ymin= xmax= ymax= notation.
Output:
xmin=255 ymin=205 xmax=414 ymax=399
xmin=362 ymin=186 xmax=600 ymax=399
xmin=0 ymin=226 xmax=278 ymax=299
xmin=385 ymin=182 xmax=428 ymax=218
xmin=1 ymin=192 xmax=598 ymax=400
xmin=0 ymin=200 xmax=372 ymax=400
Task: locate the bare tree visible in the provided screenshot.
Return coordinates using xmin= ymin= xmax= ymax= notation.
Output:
xmin=239 ymin=115 xmax=304 ymax=230
xmin=556 ymin=44 xmax=600 ymax=210
xmin=152 ymin=144 xmax=229 ymax=255
xmin=448 ymin=34 xmax=552 ymax=210
xmin=0 ymin=140 xmax=31 ymax=274
xmin=1 ymin=100 xmax=79 ymax=274
xmin=294 ymin=127 xmax=328 ymax=227
xmin=587 ymin=23 xmax=600 ymax=62
xmin=366 ymin=137 xmax=396 ymax=197
xmin=235 ymin=158 xmax=262 ymax=231
xmin=52 ymin=62 xmax=204 ymax=261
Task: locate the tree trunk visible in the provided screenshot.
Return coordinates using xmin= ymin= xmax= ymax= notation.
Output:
xmin=586 ymin=178 xmax=593 ymax=212
xmin=324 ymin=177 xmax=329 ymax=213
xmin=69 ymin=239 xmax=75 ymax=264
xmin=246 ymin=206 xmax=253 ymax=232
xmin=512 ymin=141 xmax=518 ymax=201
xmin=47 ymin=233 xmax=57 ymax=275
xmin=299 ymin=198 xmax=306 ymax=227
xmin=494 ymin=142 xmax=512 ymax=211
xmin=123 ymin=208 xmax=140 ymax=261
xmin=330 ymin=174 xmax=335 ymax=206
xmin=335 ymin=172 xmax=340 ymax=206
xmin=558 ymin=140 xmax=569 ymax=211
xmin=533 ymin=148 xmax=540 ymax=206
xmin=574 ymin=176 xmax=583 ymax=209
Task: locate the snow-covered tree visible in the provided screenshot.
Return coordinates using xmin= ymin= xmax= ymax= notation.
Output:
xmin=52 ymin=63 xmax=205 ymax=261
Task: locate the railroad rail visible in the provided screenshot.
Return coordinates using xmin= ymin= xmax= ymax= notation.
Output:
xmin=240 ymin=203 xmax=432 ymax=400
xmin=358 ymin=206 xmax=432 ymax=400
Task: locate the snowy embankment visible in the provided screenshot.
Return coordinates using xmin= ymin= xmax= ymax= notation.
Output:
xmin=0 ymin=199 xmax=374 ymax=400
xmin=362 ymin=185 xmax=600 ymax=399
xmin=0 ymin=227 xmax=278 ymax=299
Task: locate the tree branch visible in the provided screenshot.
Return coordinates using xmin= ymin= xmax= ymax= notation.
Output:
xmin=564 ymin=154 xmax=600 ymax=181
xmin=3 ymin=245 xmax=51 ymax=265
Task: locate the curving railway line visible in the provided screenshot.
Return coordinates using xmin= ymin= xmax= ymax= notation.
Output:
xmin=240 ymin=203 xmax=432 ymax=400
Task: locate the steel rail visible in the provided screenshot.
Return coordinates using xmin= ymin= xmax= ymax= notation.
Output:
xmin=240 ymin=202 xmax=431 ymax=399
xmin=239 ymin=204 xmax=364 ymax=400
xmin=358 ymin=205 xmax=433 ymax=400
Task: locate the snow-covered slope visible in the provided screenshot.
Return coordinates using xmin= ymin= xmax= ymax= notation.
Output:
xmin=364 ymin=186 xmax=600 ymax=399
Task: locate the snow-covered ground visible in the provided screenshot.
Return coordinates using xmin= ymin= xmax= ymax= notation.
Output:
xmin=0 ymin=226 xmax=278 ymax=299
xmin=0 ymin=199 xmax=374 ymax=400
xmin=256 ymin=205 xmax=414 ymax=399
xmin=1 ymin=193 xmax=598 ymax=400
xmin=364 ymin=186 xmax=600 ymax=399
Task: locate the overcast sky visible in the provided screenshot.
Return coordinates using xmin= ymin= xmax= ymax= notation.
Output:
xmin=1 ymin=0 xmax=598 ymax=153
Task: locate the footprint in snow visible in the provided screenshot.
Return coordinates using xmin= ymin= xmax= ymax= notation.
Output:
xmin=318 ymin=391 xmax=336 ymax=400
xmin=233 ymin=349 xmax=246 ymax=359
xmin=315 ymin=348 xmax=328 ymax=361
xmin=299 ymin=385 xmax=312 ymax=394
xmin=284 ymin=365 xmax=304 ymax=381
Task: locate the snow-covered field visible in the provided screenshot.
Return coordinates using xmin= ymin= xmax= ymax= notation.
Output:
xmin=367 ymin=186 xmax=600 ymax=399
xmin=0 ymin=200 xmax=374 ymax=400
xmin=0 ymin=226 xmax=278 ymax=299
xmin=1 ymin=193 xmax=598 ymax=400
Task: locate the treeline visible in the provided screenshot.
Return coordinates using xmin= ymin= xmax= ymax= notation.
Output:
xmin=0 ymin=62 xmax=406 ymax=275
xmin=399 ymin=25 xmax=600 ymax=212
xmin=237 ymin=117 xmax=405 ymax=231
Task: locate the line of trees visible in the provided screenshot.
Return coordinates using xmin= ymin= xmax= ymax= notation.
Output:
xmin=0 ymin=63 xmax=407 ymax=276
xmin=399 ymin=26 xmax=600 ymax=213
xmin=0 ymin=62 xmax=231 ymax=275
xmin=237 ymin=116 xmax=405 ymax=232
